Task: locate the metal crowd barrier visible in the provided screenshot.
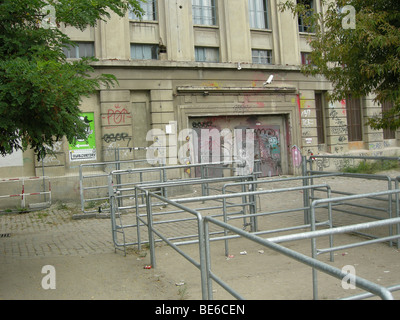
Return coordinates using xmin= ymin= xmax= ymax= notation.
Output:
xmin=139 ymin=187 xmax=400 ymax=300
xmin=79 ymin=159 xmax=151 ymax=214
xmin=131 ymin=183 xmax=331 ymax=299
xmin=126 ymin=176 xmax=400 ymax=299
xmin=107 ymin=161 xmax=258 ymax=255
xmin=301 ymin=155 xmax=400 ymax=243
xmin=203 ymin=214 xmax=400 ymax=300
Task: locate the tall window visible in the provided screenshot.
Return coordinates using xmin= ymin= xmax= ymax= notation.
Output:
xmin=382 ymin=101 xmax=396 ymax=139
xmin=252 ymin=49 xmax=272 ymax=64
xmin=63 ymin=42 xmax=95 ymax=59
xmin=192 ymin=0 xmax=217 ymax=26
xmin=195 ymin=47 xmax=219 ymax=62
xmin=130 ymin=0 xmax=157 ymax=21
xmin=249 ymin=0 xmax=269 ymax=29
xmin=297 ymin=0 xmax=314 ymax=33
xmin=346 ymin=95 xmax=363 ymax=142
xmin=131 ymin=44 xmax=159 ymax=60
xmin=315 ymin=93 xmax=325 ymax=144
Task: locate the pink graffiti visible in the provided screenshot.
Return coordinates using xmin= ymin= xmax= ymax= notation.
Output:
xmin=291 ymin=145 xmax=302 ymax=168
xmin=104 ymin=105 xmax=131 ymax=125
xmin=341 ymin=99 xmax=347 ymax=115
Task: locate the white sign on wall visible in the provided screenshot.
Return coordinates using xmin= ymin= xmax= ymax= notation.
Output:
xmin=0 ymin=149 xmax=23 ymax=168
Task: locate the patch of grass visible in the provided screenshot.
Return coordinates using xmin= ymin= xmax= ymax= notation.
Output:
xmin=177 ymin=284 xmax=189 ymax=300
xmin=56 ymin=201 xmax=68 ymax=210
xmin=341 ymin=160 xmax=400 ymax=174
xmin=36 ymin=212 xmax=49 ymax=219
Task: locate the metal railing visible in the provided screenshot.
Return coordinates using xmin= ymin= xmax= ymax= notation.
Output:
xmin=110 ymin=175 xmax=255 ymax=255
xmin=203 ymin=214 xmax=400 ymax=300
xmin=302 ymin=155 xmax=399 ymax=243
xmin=129 ymin=183 xmax=400 ymax=300
xmin=79 ymin=159 xmax=152 ymax=214
xmin=106 ymin=161 xmax=259 ymax=255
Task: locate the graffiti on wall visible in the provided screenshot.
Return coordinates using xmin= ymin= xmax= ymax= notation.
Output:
xmin=103 ymin=105 xmax=132 ymax=126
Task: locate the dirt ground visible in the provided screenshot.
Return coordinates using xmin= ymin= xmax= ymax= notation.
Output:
xmin=1 ymin=170 xmax=400 ymax=301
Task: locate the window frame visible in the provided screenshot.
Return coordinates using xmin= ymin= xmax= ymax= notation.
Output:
xmin=248 ymin=0 xmax=270 ymax=30
xmin=131 ymin=44 xmax=159 ymax=60
xmin=301 ymin=52 xmax=313 ymax=65
xmin=382 ymin=101 xmax=396 ymax=140
xmin=195 ymin=46 xmax=220 ymax=63
xmin=192 ymin=0 xmax=217 ymax=26
xmin=252 ymin=49 xmax=273 ymax=65
xmin=315 ymin=92 xmax=326 ymax=145
xmin=129 ymin=0 xmax=158 ymax=21
xmin=63 ymin=42 xmax=95 ymax=59
xmin=297 ymin=0 xmax=315 ymax=33
xmin=346 ymin=95 xmax=363 ymax=142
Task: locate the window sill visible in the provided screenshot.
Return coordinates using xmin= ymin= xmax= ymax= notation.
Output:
xmin=299 ymin=31 xmax=316 ymax=36
xmin=130 ymin=20 xmax=159 ymax=24
xmin=193 ymin=24 xmax=219 ymax=29
xmin=250 ymin=28 xmax=272 ymax=33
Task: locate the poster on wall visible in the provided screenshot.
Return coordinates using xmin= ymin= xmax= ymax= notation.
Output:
xmin=69 ymin=112 xmax=97 ymax=162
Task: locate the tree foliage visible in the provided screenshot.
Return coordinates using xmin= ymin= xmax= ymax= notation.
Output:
xmin=279 ymin=0 xmax=400 ymax=130
xmin=0 ymin=0 xmax=144 ymax=158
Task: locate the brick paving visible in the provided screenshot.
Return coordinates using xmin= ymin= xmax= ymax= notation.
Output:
xmin=0 ymin=204 xmax=115 ymax=262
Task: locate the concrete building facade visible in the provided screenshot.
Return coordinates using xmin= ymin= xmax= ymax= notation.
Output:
xmin=1 ymin=0 xmax=399 ymax=204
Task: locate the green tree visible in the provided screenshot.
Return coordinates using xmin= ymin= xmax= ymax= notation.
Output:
xmin=280 ymin=0 xmax=400 ymax=130
xmin=0 ymin=0 xmax=144 ymax=158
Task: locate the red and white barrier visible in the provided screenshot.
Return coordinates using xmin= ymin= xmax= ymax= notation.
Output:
xmin=0 ymin=177 xmax=51 ymax=209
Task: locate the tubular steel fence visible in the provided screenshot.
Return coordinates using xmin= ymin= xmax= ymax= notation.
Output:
xmin=106 ymin=161 xmax=259 ymax=255
xmin=104 ymin=154 xmax=400 ymax=299
xmin=80 ymin=158 xmax=259 ymax=215
xmin=126 ymin=186 xmax=400 ymax=300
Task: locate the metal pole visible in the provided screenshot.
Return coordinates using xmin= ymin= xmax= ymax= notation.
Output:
xmin=223 ymin=196 xmax=229 ymax=257
xmin=145 ymin=191 xmax=156 ymax=268
xmin=302 ymin=156 xmax=310 ymax=224
xmin=204 ymin=218 xmax=213 ymax=300
xmin=197 ymin=213 xmax=209 ymax=300
xmin=135 ymin=186 xmax=142 ymax=251
xmin=310 ymin=203 xmax=318 ymax=299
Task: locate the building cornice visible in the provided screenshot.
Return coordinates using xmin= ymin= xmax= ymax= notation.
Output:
xmin=90 ymin=59 xmax=302 ymax=72
xmin=176 ymin=86 xmax=298 ymax=95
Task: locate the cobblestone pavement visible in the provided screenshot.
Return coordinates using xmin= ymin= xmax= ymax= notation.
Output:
xmin=0 ymin=203 xmax=182 ymax=300
xmin=0 ymin=204 xmax=114 ymax=261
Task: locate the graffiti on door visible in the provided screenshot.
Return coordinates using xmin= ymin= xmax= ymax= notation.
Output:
xmin=188 ymin=116 xmax=284 ymax=178
xmin=253 ymin=126 xmax=282 ymax=177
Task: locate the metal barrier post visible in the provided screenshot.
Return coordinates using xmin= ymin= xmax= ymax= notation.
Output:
xmin=203 ymin=218 xmax=214 ymax=300
xmin=396 ymin=177 xmax=400 ymax=250
xmin=135 ymin=186 xmax=142 ymax=251
xmin=108 ymin=174 xmax=117 ymax=251
xmin=146 ymin=191 xmax=156 ymax=268
xmin=302 ymin=155 xmax=310 ymax=224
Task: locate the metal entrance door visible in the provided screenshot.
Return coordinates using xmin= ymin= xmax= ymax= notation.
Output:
xmin=189 ymin=116 xmax=287 ymax=178
xmin=254 ymin=126 xmax=282 ymax=177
